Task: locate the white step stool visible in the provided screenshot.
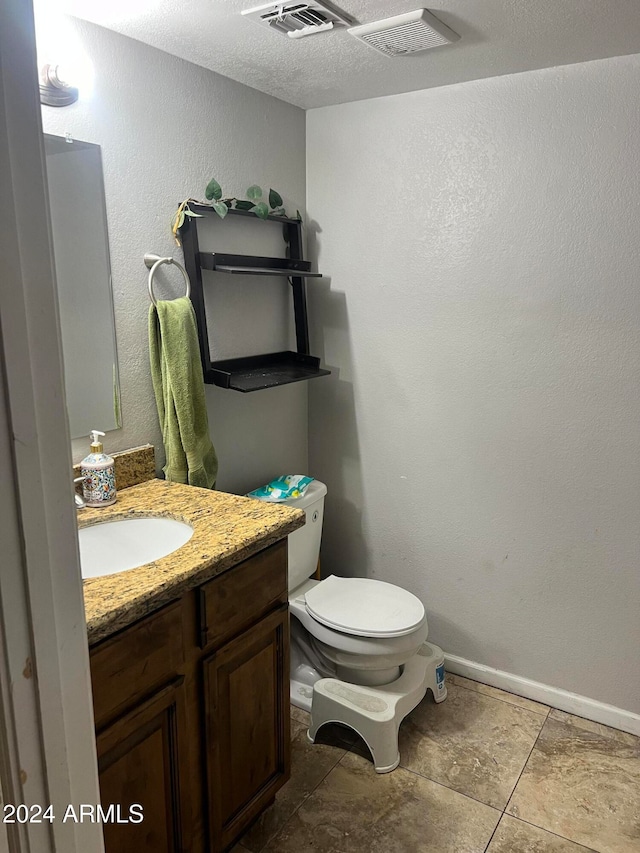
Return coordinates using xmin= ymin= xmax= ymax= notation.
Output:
xmin=307 ymin=642 xmax=446 ymax=773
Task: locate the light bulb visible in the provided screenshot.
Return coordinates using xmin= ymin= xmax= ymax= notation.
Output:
xmin=34 ymin=2 xmax=94 ymax=104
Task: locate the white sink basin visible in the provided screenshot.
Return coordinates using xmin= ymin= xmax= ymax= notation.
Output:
xmin=79 ymin=517 xmax=194 ymax=579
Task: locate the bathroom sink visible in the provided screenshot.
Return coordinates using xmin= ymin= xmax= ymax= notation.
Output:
xmin=78 ymin=517 xmax=194 ymax=579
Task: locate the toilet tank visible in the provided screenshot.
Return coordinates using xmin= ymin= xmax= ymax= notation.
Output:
xmin=281 ymin=480 xmax=327 ymax=592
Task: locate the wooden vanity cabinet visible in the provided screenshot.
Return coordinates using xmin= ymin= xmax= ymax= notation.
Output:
xmin=97 ymin=677 xmax=191 ymax=853
xmin=89 ymin=539 xmax=290 ymax=853
xmin=203 ymin=605 xmax=290 ymax=850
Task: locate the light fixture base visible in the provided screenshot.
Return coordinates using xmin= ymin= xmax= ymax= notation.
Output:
xmin=39 ymin=64 xmax=79 ymax=107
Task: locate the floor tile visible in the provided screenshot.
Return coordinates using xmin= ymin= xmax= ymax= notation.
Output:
xmin=263 ymin=751 xmax=500 ymax=852
xmin=240 ymin=711 xmax=354 ymax=852
xmin=398 ymin=680 xmax=546 ymax=809
xmin=487 ymin=815 xmax=595 ymax=852
xmin=291 ymin=705 xmax=311 ymax=726
xmin=548 ymin=709 xmax=640 ymax=747
xmin=447 ymin=674 xmax=550 ymax=717
xmin=507 ymin=713 xmax=640 ymax=853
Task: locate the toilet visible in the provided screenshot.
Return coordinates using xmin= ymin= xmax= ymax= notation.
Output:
xmin=276 ymin=480 xmax=447 ymax=773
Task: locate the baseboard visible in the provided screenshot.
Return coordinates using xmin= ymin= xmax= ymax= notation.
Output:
xmin=444 ymin=653 xmax=640 ymax=738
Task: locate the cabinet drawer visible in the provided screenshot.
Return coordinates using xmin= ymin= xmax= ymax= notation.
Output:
xmin=91 ymin=600 xmax=184 ymax=729
xmin=199 ymin=539 xmax=287 ymax=649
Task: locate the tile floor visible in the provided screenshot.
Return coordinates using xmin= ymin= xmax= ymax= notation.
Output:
xmin=235 ymin=674 xmax=640 ymax=853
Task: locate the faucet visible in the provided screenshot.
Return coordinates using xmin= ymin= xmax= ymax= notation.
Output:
xmin=73 ymin=475 xmax=89 ymax=509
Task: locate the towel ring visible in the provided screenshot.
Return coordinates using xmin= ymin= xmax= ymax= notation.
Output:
xmin=144 ymin=253 xmax=191 ymax=306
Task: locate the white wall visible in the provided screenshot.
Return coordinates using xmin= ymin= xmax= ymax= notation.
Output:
xmin=42 ymin=18 xmax=308 ymax=494
xmin=306 ymin=55 xmax=640 ymax=714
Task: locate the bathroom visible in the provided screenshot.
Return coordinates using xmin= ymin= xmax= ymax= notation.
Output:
xmin=1 ymin=1 xmax=639 ymax=852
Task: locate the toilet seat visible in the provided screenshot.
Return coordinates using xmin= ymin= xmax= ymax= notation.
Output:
xmin=304 ymin=575 xmax=425 ymax=639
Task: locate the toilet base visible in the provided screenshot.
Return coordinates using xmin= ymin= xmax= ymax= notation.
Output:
xmin=306 ymin=642 xmax=446 ymax=773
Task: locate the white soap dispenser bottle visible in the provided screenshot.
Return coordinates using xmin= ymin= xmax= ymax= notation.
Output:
xmin=81 ymin=429 xmax=116 ymax=507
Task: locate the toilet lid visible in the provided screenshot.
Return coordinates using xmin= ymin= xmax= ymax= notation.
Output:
xmin=304 ymin=575 xmax=425 ymax=638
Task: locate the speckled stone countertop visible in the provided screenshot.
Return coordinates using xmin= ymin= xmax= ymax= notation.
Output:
xmin=81 ymin=479 xmax=304 ymax=646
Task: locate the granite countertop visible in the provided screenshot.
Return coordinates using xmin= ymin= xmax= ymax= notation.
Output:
xmin=81 ymin=479 xmax=304 ymax=645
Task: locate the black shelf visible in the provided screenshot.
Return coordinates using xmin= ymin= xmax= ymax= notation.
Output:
xmin=199 ymin=252 xmax=322 ymax=277
xmin=216 ymin=266 xmax=322 ymax=276
xmin=208 ymin=351 xmax=330 ymax=393
xmin=188 ymin=203 xmax=301 ymax=225
xmin=179 ymin=206 xmax=330 ymax=392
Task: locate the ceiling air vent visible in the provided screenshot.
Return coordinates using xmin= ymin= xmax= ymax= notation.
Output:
xmin=242 ymin=1 xmax=353 ymax=39
xmin=348 ymin=9 xmax=460 ymax=57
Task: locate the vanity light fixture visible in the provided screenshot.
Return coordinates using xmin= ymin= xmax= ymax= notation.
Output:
xmin=34 ymin=1 xmax=93 ymax=107
xmin=40 ymin=63 xmax=79 ymax=107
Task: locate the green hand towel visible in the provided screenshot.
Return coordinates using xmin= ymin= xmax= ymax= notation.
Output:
xmin=149 ymin=297 xmax=218 ymax=489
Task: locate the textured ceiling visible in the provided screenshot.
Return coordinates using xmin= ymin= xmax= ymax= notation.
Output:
xmin=62 ymin=0 xmax=640 ymax=108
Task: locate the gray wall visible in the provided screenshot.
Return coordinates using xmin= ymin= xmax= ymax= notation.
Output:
xmin=42 ymin=18 xmax=308 ymax=494
xmin=306 ymin=55 xmax=640 ymax=713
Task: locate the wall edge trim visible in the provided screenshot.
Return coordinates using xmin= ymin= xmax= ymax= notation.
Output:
xmin=444 ymin=653 xmax=640 ymax=737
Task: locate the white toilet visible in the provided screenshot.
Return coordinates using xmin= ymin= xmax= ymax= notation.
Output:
xmin=279 ymin=480 xmax=447 ymax=773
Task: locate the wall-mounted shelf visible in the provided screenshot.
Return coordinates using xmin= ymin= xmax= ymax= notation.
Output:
xmin=188 ymin=203 xmax=302 ymax=225
xmin=199 ymin=253 xmax=322 ymax=277
xmin=179 ymin=207 xmax=330 ymax=392
xmin=210 ymin=352 xmax=330 ymax=393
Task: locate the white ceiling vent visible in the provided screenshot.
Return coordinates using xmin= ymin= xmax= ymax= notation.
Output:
xmin=348 ymin=9 xmax=460 ymax=57
xmin=242 ymin=2 xmax=353 ymax=39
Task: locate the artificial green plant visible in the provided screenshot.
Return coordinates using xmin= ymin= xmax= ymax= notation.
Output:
xmin=172 ymin=178 xmax=301 ymax=245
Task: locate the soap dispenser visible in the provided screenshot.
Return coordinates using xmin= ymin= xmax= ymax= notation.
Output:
xmin=81 ymin=429 xmax=116 ymax=507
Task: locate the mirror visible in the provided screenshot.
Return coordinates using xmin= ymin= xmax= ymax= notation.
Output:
xmin=43 ymin=133 xmax=121 ymax=439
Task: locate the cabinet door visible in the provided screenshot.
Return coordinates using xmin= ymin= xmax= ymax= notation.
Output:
xmin=97 ymin=678 xmax=191 ymax=853
xmin=204 ymin=605 xmax=290 ymax=851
